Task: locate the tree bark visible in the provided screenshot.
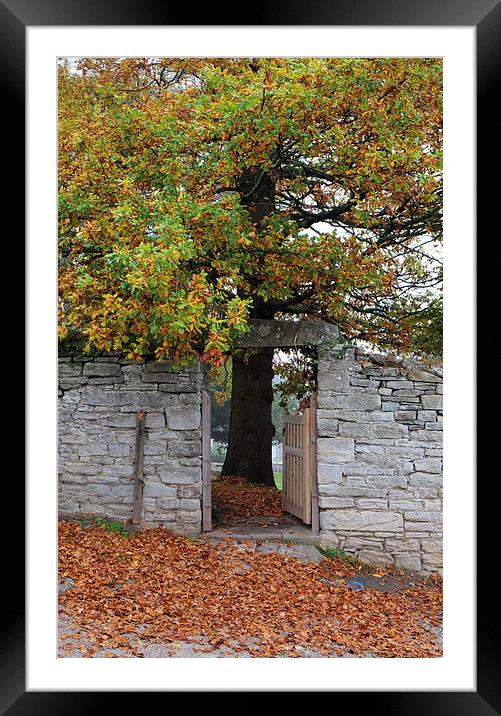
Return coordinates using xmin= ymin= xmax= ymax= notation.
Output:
xmin=221 ymin=347 xmax=276 ymax=487
xmin=220 ymin=167 xmax=277 ymax=486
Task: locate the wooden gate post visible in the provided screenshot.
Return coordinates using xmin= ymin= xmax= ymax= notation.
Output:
xmin=310 ymin=393 xmax=320 ymax=533
xmin=132 ymin=409 xmax=145 ymax=526
xmin=303 ymin=405 xmax=312 ymax=525
xmin=201 ymin=390 xmax=212 ymax=531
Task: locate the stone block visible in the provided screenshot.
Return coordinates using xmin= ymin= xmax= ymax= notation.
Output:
xmin=141 ymin=372 xmax=179 ymax=383
xmin=378 ymin=388 xmax=392 ymax=396
xmin=157 ymin=498 xmax=181 ymax=510
xmin=421 ymin=537 xmax=443 ymax=553
xmin=157 ymin=379 xmax=197 ymax=392
xmin=409 ymin=473 xmax=443 ymax=487
xmin=158 ymin=468 xmax=200 ymax=484
xmin=135 ymin=392 xmax=173 ymax=409
xmin=394 ymin=553 xmax=422 ymax=571
xmin=317 ymin=463 xmax=344 ymax=485
xmin=60 ymin=432 xmax=88 ymax=445
xmin=333 ymin=393 xmax=382 ymax=411
xmin=414 ymin=458 xmax=442 ymax=473
xmin=144 ymin=441 xmax=167 ymax=456
xmin=317 ymin=418 xmax=339 ymax=436
xmin=395 ymin=411 xmax=417 ymax=422
xmin=322 ymin=410 xmax=394 ymax=423
xmin=109 ymin=444 xmax=131 ymax=458
xmin=320 ymin=485 xmax=388 ymax=499
xmin=381 ymin=401 xmax=400 ymax=412
xmin=386 ymin=446 xmax=425 ymax=459
xmin=179 ymin=457 xmax=201 ymax=467
xmin=389 ymin=500 xmax=422 ymax=511
xmin=405 ymin=369 xmax=441 ymax=383
xmin=350 ymin=377 xmax=379 ymax=388
xmin=341 ymin=537 xmax=384 ymax=550
xmin=178 ymin=499 xmax=200 ymax=511
xmin=385 ymin=380 xmax=414 ymax=390
xmin=372 ymin=423 xmax=409 ymax=438
xmin=357 ymin=498 xmax=388 ymax=509
xmin=320 ymin=509 xmax=403 ymax=532
xmin=391 ymin=389 xmax=424 ymax=398
xmin=59 ymin=362 xmax=83 ymax=377
xmin=410 ymin=487 xmax=440 ymax=499
xmin=166 ymin=407 xmax=200 ymax=431
xmin=318 ymin=497 xmax=355 ymax=508
xmin=80 ymin=387 xmax=129 ymax=407
xmin=420 ymin=394 xmax=443 ymax=410
xmin=338 ymin=423 xmax=373 ymax=438
xmin=144 ymin=413 xmax=166 ymax=429
xmin=143 ymin=484 xmax=177 ymax=498
xmin=418 ymin=410 xmax=436 ymax=422
xmin=179 ymin=393 xmax=202 ymax=405
xmin=405 ymin=510 xmax=442 ymax=523
xmin=355 ymin=444 xmax=385 ymax=454
xmin=404 ymin=522 xmax=436 ymax=532
xmin=385 ymin=538 xmax=421 ymax=552
xmin=425 ymin=422 xmax=443 ymax=431
xmin=79 ymin=444 xmax=109 ymax=456
xmin=176 ymin=510 xmax=201 ymax=524
xmin=168 ymin=440 xmax=201 ymax=458
xmin=357 ymin=550 xmax=394 ymax=567
xmin=363 ymin=475 xmax=408 ymax=489
xmin=104 ymin=414 xmax=137 ymax=428
xmin=83 ymin=362 xmax=122 ymax=378
xmin=60 ymin=473 xmax=88 ymax=484
xmin=100 ymin=465 xmax=134 ymax=478
xmin=364 ymin=367 xmax=399 ymax=377
xmin=317 ymin=370 xmax=350 ymax=392
xmin=317 ymin=437 xmax=354 ymax=464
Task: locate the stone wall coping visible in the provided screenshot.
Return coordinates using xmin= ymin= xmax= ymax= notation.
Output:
xmin=354 ymin=350 xmax=443 ymax=378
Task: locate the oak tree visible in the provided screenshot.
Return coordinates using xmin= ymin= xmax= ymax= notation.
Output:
xmin=58 ymin=58 xmax=442 ymax=485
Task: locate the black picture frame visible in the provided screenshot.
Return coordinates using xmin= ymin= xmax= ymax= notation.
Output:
xmin=4 ymin=0 xmax=492 ymax=712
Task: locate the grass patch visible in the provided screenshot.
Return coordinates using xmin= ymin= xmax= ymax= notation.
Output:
xmin=319 ymin=546 xmax=357 ymax=565
xmin=95 ymin=518 xmax=129 ymax=539
xmin=273 ymin=472 xmax=283 ymax=491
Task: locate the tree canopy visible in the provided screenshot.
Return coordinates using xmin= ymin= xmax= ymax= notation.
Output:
xmin=58 ymin=57 xmax=442 ymax=364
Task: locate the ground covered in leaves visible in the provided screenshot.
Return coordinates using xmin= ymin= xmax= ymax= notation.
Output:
xmin=58 ymin=520 xmax=442 ymax=658
xmin=211 ymin=475 xmax=283 ymax=526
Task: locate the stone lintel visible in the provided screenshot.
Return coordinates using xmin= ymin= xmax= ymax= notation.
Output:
xmin=237 ymin=319 xmax=339 ymax=348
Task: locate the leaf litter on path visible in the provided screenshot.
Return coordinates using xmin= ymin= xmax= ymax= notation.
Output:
xmin=211 ymin=476 xmax=283 ymax=526
xmin=58 ymin=520 xmax=442 ymax=658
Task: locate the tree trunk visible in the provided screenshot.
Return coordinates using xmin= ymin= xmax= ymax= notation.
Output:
xmin=221 ymin=347 xmax=276 ymax=487
xmin=221 ymin=166 xmax=277 ymax=486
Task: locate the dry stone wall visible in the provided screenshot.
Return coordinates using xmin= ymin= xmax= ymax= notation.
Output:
xmin=58 ymin=332 xmax=442 ymax=574
xmin=58 ymin=355 xmax=206 ymax=534
xmin=316 ymin=348 xmax=443 ymax=573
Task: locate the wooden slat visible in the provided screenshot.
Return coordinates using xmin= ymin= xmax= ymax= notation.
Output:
xmin=282 ymin=396 xmax=318 ymax=528
xmin=283 ymin=445 xmax=303 ymax=457
xmin=132 ymin=409 xmax=145 ymax=526
xmin=201 ymin=390 xmax=212 ymax=532
xmin=283 ymin=410 xmax=306 ymax=521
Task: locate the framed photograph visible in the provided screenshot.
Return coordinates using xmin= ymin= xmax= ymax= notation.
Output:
xmin=5 ymin=0 xmax=492 ymax=710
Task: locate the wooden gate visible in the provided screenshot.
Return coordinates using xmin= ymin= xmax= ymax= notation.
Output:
xmin=282 ymin=394 xmax=319 ymax=529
